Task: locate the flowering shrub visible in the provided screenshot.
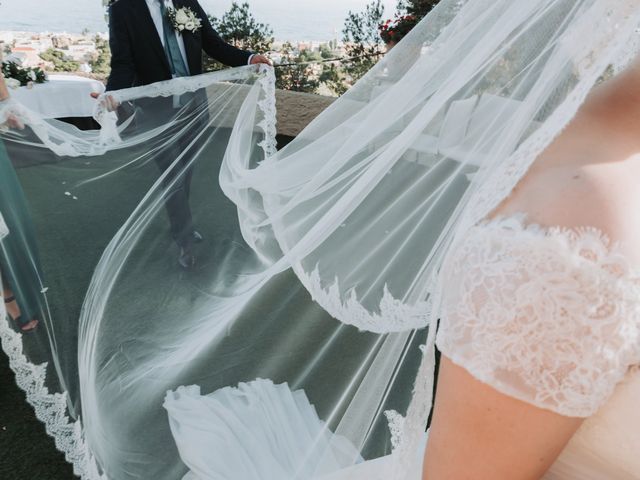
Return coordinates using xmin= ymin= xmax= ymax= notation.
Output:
xmin=378 ymin=14 xmax=418 ymax=45
xmin=1 ymin=61 xmax=47 ymax=88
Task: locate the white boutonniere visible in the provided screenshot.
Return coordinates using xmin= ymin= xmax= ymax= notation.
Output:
xmin=166 ymin=6 xmax=202 ymax=33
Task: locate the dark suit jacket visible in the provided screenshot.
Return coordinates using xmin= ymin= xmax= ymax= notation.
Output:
xmin=106 ymin=0 xmax=252 ymax=91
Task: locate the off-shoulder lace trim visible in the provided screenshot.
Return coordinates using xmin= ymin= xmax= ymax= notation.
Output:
xmin=388 ymin=213 xmax=640 ymax=477
xmin=437 ymin=214 xmax=640 ymax=417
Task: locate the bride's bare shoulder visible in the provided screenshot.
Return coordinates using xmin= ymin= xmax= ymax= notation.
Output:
xmin=494 ymin=122 xmax=640 ymax=261
xmin=494 ymin=68 xmax=640 ymax=257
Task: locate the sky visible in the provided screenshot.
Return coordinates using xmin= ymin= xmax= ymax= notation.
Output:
xmin=0 ymin=0 xmax=399 ymax=41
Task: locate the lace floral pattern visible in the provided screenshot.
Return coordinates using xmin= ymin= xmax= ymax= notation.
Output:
xmin=302 ymin=266 xmax=431 ymax=333
xmin=384 ymin=410 xmax=406 ymax=450
xmin=437 ymin=215 xmax=640 ymax=417
xmin=256 ymin=66 xmax=278 ymax=159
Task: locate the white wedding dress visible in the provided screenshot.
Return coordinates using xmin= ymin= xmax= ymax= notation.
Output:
xmin=164 ymin=214 xmax=640 ymax=479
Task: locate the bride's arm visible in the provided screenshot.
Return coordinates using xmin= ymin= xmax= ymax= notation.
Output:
xmin=423 ymin=357 xmax=583 ymax=479
xmin=422 ymin=61 xmax=640 ymax=479
xmin=422 ymin=107 xmax=640 ymax=478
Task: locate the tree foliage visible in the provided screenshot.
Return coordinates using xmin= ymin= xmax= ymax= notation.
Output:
xmin=99 ymin=0 xmax=444 ymax=95
xmin=396 ymin=0 xmax=442 ymax=19
xmin=90 ymin=36 xmax=111 ymax=76
xmin=339 ymin=0 xmax=386 ymax=86
xmin=210 ymin=2 xmax=274 ymax=52
xmin=39 ymin=48 xmax=80 ymax=72
xmin=1 ymin=61 xmax=46 ymax=86
xmin=204 ymin=2 xmax=273 ymax=72
xmin=379 ymin=14 xmax=419 ymax=45
xmin=327 ymin=0 xmax=444 ymax=93
xmin=318 ymin=63 xmax=348 ymax=96
xmin=378 ymin=0 xmax=443 ymax=45
xmin=275 ymin=43 xmax=320 ymax=93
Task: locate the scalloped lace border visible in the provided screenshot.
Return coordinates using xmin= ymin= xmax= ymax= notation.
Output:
xmin=0 ymin=66 xmax=278 ymax=480
xmin=0 ymin=302 xmax=107 ymax=479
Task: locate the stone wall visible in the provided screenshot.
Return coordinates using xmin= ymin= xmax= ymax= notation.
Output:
xmin=275 ymin=89 xmax=336 ymax=138
xmin=203 ymin=83 xmax=335 ymax=145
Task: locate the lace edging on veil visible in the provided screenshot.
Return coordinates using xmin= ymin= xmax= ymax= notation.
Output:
xmin=0 ymin=65 xmax=278 ymax=480
xmin=0 ymin=307 xmax=107 ymax=479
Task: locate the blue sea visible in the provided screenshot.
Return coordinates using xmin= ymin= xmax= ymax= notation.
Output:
xmin=0 ymin=0 xmax=398 ymax=41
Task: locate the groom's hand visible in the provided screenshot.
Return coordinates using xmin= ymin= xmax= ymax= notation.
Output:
xmin=90 ymin=92 xmax=120 ymax=112
xmin=250 ymin=54 xmax=273 ymax=66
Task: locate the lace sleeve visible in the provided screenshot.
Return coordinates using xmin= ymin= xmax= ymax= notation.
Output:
xmin=436 ymin=216 xmax=640 ymax=418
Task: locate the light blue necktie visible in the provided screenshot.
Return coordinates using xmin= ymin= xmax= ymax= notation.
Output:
xmin=159 ymin=1 xmax=190 ymax=77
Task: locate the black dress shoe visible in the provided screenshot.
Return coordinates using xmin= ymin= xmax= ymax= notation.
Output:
xmin=191 ymin=230 xmax=204 ymax=243
xmin=178 ymin=247 xmax=196 ymax=270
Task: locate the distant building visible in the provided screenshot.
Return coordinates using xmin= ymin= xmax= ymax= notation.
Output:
xmin=52 ymin=35 xmax=72 ymax=49
xmin=67 ymin=43 xmax=97 ymax=62
xmin=3 ymin=51 xmax=26 ymax=65
xmin=0 ymin=31 xmax=105 ymax=71
xmin=13 ymin=37 xmax=53 ymax=54
xmin=9 ymin=46 xmax=42 ymax=67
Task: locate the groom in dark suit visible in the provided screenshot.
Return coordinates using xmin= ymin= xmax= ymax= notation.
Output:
xmin=104 ymin=0 xmax=270 ymax=268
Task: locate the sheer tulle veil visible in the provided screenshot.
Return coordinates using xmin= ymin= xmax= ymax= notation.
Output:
xmin=1 ymin=0 xmax=640 ymax=478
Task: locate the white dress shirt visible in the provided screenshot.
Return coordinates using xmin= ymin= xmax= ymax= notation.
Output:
xmin=145 ymin=0 xmax=190 ymax=75
xmin=144 ymin=0 xmax=254 ymax=75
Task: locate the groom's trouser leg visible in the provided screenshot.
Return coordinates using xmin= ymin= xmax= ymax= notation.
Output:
xmin=152 ymin=93 xmax=207 ymax=247
xmin=154 ymin=152 xmax=194 ymax=248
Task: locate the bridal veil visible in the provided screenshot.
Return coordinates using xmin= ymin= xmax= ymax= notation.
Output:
xmin=2 ymin=0 xmax=640 ymax=478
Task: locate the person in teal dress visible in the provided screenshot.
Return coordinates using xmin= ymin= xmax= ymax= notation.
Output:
xmin=0 ymin=73 xmax=42 ymax=331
